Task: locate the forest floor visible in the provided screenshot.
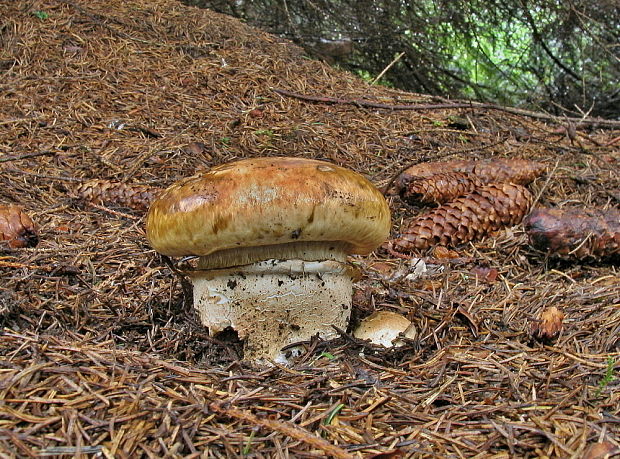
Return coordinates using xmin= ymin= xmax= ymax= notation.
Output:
xmin=1 ymin=0 xmax=619 ymax=457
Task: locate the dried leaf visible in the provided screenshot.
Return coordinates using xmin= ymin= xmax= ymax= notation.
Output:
xmin=183 ymin=141 xmax=208 ymax=156
xmin=471 ymin=266 xmax=499 ymax=283
xmin=367 ymin=261 xmax=396 ymax=276
xmin=582 ymin=441 xmax=620 ymax=459
xmin=183 ymin=141 xmax=213 ymax=160
xmin=0 ymin=205 xmax=38 ymax=248
xmin=432 ymin=246 xmax=461 ymax=259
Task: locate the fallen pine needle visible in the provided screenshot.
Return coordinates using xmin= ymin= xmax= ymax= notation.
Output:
xmin=209 ymin=402 xmax=354 ymax=459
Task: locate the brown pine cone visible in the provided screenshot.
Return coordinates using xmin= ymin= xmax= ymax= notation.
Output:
xmin=392 ymin=183 xmax=533 ymax=251
xmin=524 ymin=207 xmax=620 ymax=260
xmin=0 ymin=205 xmax=39 ymax=248
xmin=393 ymin=158 xmax=546 ymax=195
xmin=531 ymin=306 xmax=564 ymax=341
xmin=76 ymin=180 xmax=157 ymax=211
xmin=392 ymin=159 xmax=472 ymax=193
xmin=471 ymin=159 xmax=547 ymax=185
xmin=400 ymin=172 xmax=482 ymax=206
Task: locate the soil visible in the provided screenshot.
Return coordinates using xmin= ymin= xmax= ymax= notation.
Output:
xmin=1 ymin=0 xmax=619 ymax=457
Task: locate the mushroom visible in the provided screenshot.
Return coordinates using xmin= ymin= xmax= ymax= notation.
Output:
xmin=353 ymin=311 xmax=416 ymax=347
xmin=146 ymin=157 xmax=391 ymax=362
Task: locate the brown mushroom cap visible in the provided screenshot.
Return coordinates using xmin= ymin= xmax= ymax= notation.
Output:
xmin=146 ymin=157 xmax=391 ymax=258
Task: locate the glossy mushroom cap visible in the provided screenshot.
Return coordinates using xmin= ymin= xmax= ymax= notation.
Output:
xmin=146 ymin=157 xmax=391 ymax=264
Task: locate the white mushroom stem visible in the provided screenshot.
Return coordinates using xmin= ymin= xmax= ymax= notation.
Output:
xmin=189 ymin=252 xmax=355 ymax=363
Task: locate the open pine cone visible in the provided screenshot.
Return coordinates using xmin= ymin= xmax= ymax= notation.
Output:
xmin=393 ymin=158 xmax=546 ymax=196
xmin=76 ymin=180 xmax=157 ymax=211
xmin=400 ymin=172 xmax=482 ymax=206
xmin=392 ymin=183 xmax=533 ymax=252
xmin=531 ymin=306 xmax=565 ymax=341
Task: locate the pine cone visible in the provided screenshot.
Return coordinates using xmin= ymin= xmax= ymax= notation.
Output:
xmin=392 ymin=183 xmax=533 ymax=251
xmin=475 ymin=159 xmax=546 ymax=185
xmin=76 ymin=180 xmax=157 ymax=211
xmin=393 ymin=158 xmax=546 ymax=194
xmin=524 ymin=207 xmax=620 ymax=259
xmin=531 ymin=306 xmax=564 ymax=341
xmin=392 ymin=159 xmax=472 ymax=193
xmin=0 ymin=205 xmax=39 ymax=248
xmin=400 ymin=172 xmax=482 ymax=206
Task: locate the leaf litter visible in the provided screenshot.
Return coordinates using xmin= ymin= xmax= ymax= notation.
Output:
xmin=0 ymin=0 xmax=619 ymax=457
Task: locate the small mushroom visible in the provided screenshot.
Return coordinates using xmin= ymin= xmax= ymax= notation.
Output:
xmin=354 ymin=311 xmax=416 ymax=347
xmin=146 ymin=157 xmax=390 ymax=362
